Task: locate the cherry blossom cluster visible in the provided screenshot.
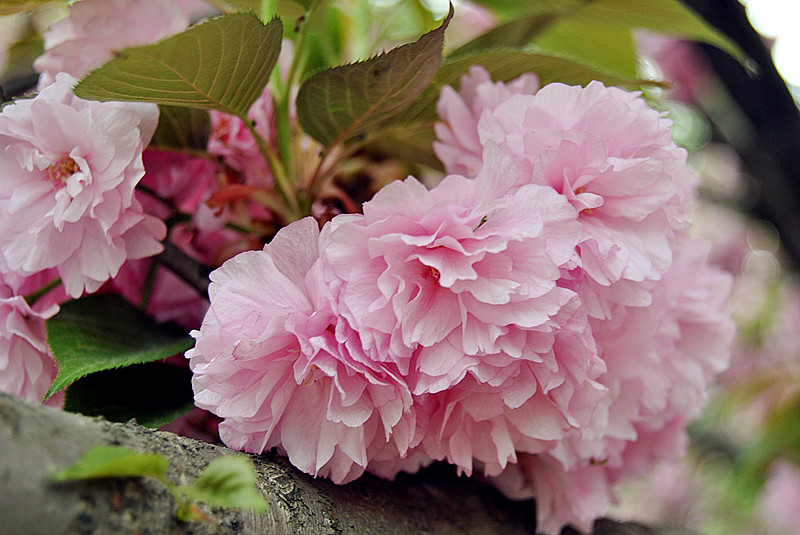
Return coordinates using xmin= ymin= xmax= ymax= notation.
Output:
xmin=187 ymin=67 xmax=735 ymax=532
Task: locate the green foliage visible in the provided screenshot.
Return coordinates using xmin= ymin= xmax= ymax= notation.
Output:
xmin=74 ymin=14 xmax=282 ymax=118
xmin=150 ymin=105 xmax=211 ymax=152
xmin=178 ymin=456 xmax=268 ymax=513
xmin=53 ymin=445 xmax=169 ymax=482
xmin=45 ymin=294 xmax=195 ymax=398
xmin=63 ymin=363 xmax=196 ymax=428
xmin=53 ymin=446 xmax=267 ymax=522
xmin=295 ymin=5 xmax=452 ymax=148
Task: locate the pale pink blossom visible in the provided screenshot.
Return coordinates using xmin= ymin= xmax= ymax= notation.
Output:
xmin=474 ymin=80 xmax=696 ymax=318
xmin=187 ymin=218 xmax=415 ymax=483
xmin=34 ymin=0 xmax=191 ymax=88
xmin=0 ymin=272 xmax=61 ymax=403
xmin=494 ymin=240 xmax=733 ymax=533
xmin=323 ymin=150 xmax=585 ymax=390
xmin=434 ymin=66 xmax=539 ymax=177
xmin=0 ymin=73 xmax=166 ymax=298
xmin=322 ymin=150 xmax=611 ymax=476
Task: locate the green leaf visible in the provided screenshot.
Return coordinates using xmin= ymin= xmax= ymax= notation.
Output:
xmin=53 ymin=444 xmax=169 ymax=482
xmin=535 ymin=19 xmax=639 ymax=79
xmin=469 ymin=0 xmax=584 ymax=18
xmin=150 ymin=105 xmax=211 ymax=151
xmin=576 ymin=0 xmax=746 ymax=63
xmin=295 ymin=5 xmax=452 ymax=148
xmin=63 ymin=363 xmax=196 ymax=428
xmin=45 ymin=294 xmax=195 ymax=398
xmin=449 ymin=4 xmax=580 ymax=58
xmin=530 ymin=0 xmax=749 ymax=76
xmin=74 ymin=14 xmax=282 ymax=118
xmin=179 ymin=456 xmax=267 ymax=513
xmin=464 ymin=0 xmax=749 ymax=78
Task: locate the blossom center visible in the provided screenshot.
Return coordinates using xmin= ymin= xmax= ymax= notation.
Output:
xmin=47 ymin=156 xmax=80 ymax=189
xmin=429 ymin=266 xmax=441 ymax=281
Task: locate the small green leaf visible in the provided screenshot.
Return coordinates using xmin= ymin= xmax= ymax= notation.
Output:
xmin=150 ymin=105 xmax=211 ymax=151
xmin=74 ymin=14 xmax=282 ymax=118
xmin=46 ymin=294 xmax=195 ymax=398
xmin=179 ymin=456 xmax=267 ymax=513
xmin=53 ymin=445 xmax=169 ymax=482
xmin=63 ymin=363 xmax=195 ymax=428
xmin=295 ymin=5 xmax=452 ymax=148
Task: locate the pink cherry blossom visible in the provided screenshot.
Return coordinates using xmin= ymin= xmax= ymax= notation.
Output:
xmin=208 ymin=87 xmax=276 ymax=189
xmin=0 ymin=73 xmax=166 ymax=298
xmin=321 ymin=150 xmax=613 ymax=476
xmin=0 ymin=271 xmax=61 ymax=404
xmin=434 ymin=66 xmax=539 ymax=177
xmin=34 ymin=0 xmax=191 ymax=88
xmin=492 ymin=239 xmax=733 ymax=533
xmin=323 ymin=150 xmax=584 ymax=389
xmin=187 ymin=217 xmax=415 ymax=483
xmin=473 ymin=80 xmax=696 ymax=318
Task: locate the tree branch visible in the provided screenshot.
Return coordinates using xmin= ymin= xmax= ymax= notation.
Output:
xmin=0 ymin=393 xmax=690 ymax=535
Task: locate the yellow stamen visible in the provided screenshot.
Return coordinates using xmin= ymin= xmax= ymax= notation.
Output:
xmin=47 ymin=156 xmax=79 ymax=188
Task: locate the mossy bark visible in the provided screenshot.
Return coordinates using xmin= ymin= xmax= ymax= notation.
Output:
xmin=0 ymin=393 xmax=690 ymax=535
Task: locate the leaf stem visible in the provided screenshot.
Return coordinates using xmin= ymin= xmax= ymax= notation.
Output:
xmin=243 ymin=118 xmax=300 ymax=218
xmin=24 ymin=277 xmax=62 ymax=308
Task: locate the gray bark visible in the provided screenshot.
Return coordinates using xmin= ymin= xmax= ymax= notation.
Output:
xmin=0 ymin=393 xmax=690 ymax=535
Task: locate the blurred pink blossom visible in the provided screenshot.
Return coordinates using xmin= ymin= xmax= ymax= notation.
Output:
xmin=34 ymin=0 xmax=191 ymax=88
xmin=0 ymin=74 xmax=166 ymax=298
xmin=490 ymin=452 xmax=615 ymax=534
xmin=637 ymin=34 xmax=710 ymax=103
xmin=759 ymin=460 xmax=800 ymax=535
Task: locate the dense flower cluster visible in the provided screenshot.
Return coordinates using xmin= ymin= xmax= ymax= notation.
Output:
xmin=187 ymin=68 xmax=735 ymax=532
xmin=0 ymin=1 xmax=736 ymax=531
